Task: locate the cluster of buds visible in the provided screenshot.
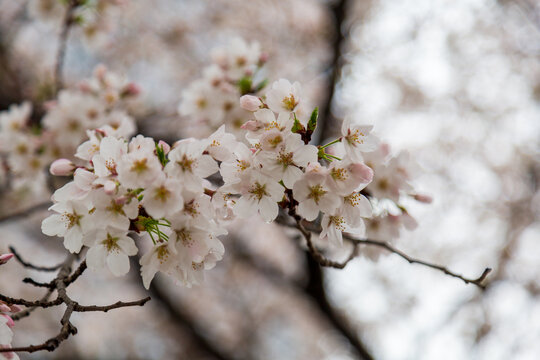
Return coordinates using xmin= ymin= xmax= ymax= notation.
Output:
xmin=0 ymin=253 xmax=21 ymax=360
xmin=178 ymin=38 xmax=268 ymax=138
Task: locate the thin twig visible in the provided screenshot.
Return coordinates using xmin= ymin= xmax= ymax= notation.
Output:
xmin=12 ymin=289 xmax=55 ymax=321
xmin=281 ymin=216 xmax=491 ymax=289
xmin=8 ymin=245 xmax=62 ymax=272
xmin=0 ymin=252 xmax=150 ymax=354
xmin=295 ymin=218 xmax=358 ymax=269
xmin=346 ymin=236 xmax=492 ymax=289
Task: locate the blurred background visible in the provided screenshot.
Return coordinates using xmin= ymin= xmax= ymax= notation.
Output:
xmin=0 ymin=0 xmax=539 ymax=359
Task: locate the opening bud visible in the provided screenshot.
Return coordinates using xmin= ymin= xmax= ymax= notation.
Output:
xmin=0 ymin=253 xmax=14 ymax=265
xmin=239 ymin=95 xmax=262 ymax=111
xmin=50 ymin=159 xmax=76 ymax=176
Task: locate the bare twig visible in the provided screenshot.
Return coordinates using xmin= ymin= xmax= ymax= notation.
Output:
xmin=283 ymin=215 xmax=491 ymax=289
xmin=294 ymin=217 xmax=358 ymax=269
xmin=9 ymin=245 xmax=62 ymax=272
xmin=0 ymin=251 xmax=150 ymax=354
xmin=345 ymin=235 xmax=492 ymax=289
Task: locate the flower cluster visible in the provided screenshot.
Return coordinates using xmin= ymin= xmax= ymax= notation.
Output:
xmin=42 ymin=128 xmax=228 ymax=288
xmin=0 ymin=66 xmax=138 ymax=200
xmin=29 ymin=0 xmax=127 ymax=45
xmin=178 ymin=38 xmax=268 ymax=138
xmin=0 ymin=254 xmax=20 ymax=360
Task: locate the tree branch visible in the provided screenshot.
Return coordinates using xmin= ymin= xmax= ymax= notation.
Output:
xmin=0 ymin=251 xmax=150 ymax=354
xmin=54 ymin=0 xmax=79 ymax=94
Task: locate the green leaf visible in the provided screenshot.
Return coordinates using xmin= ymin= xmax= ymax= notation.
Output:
xmin=255 ymin=79 xmax=268 ymax=92
xmin=238 ymin=76 xmax=253 ymax=95
xmin=308 ymin=107 xmax=318 ymax=132
xmin=291 ymin=114 xmax=304 ymax=133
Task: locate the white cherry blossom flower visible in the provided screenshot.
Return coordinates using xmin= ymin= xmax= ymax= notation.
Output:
xmin=220 ymin=143 xmax=255 ymax=184
xmin=326 ymin=160 xmax=373 ymax=195
xmin=292 ymin=172 xmax=341 ymax=221
xmin=41 ymin=200 xmax=91 ymax=253
xmin=85 ymin=228 xmax=138 ymax=276
xmin=165 ymin=139 xmax=218 ymax=191
xmin=340 ymin=118 xmax=379 ymax=162
xmin=258 ymin=133 xmax=318 ymax=188
xmin=142 ymin=178 xmax=184 ymax=219
xmin=92 ymin=136 xmax=127 ymax=178
xmin=140 ymin=240 xmax=177 ymax=289
xmin=233 ymin=170 xmax=285 ymax=222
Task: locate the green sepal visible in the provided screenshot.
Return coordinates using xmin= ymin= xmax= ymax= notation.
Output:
xmin=308 ymin=107 xmax=318 ymax=132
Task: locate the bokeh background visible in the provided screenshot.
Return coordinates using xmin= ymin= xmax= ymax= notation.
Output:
xmin=0 ymin=0 xmax=539 ymax=359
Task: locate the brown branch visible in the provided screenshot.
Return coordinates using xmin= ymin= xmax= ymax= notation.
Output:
xmin=0 ymin=251 xmax=150 ymax=354
xmin=283 ymin=215 xmax=492 ymax=290
xmin=73 ymin=297 xmax=150 ymax=313
xmin=54 ymin=0 xmax=79 ymax=94
xmin=12 ymin=289 xmax=55 ymax=321
xmin=64 ymin=260 xmax=87 ymax=285
xmin=129 ymin=256 xmax=233 ymax=360
xmin=294 ymin=217 xmax=358 ymax=269
xmin=315 ymin=0 xmax=349 ymax=144
xmin=345 ymin=236 xmax=492 ymax=289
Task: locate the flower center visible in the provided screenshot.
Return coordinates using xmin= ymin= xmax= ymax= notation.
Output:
xmin=330 ymin=216 xmax=346 ymax=231
xmin=249 ymin=181 xmax=268 ymax=201
xmin=131 ymin=158 xmax=148 ymax=173
xmin=330 ymin=167 xmax=348 ymax=181
xmin=101 ymin=233 xmax=120 ymax=252
xmin=282 ymin=94 xmax=298 ymax=111
xmin=154 ymin=185 xmax=170 ymax=202
xmin=347 ymin=129 xmax=365 ymax=146
xmin=344 ymin=193 xmax=361 ymax=207
xmin=177 ymin=154 xmax=195 ymax=173
xmin=308 ymin=184 xmax=326 ymax=204
xmin=277 ymin=151 xmax=294 ymax=168
xmin=62 ymin=212 xmax=82 ymax=229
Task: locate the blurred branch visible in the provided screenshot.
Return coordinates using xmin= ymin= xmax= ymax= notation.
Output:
xmin=54 ymin=0 xmax=80 ymax=94
xmin=0 ymin=202 xmax=52 ymax=224
xmin=130 ymin=256 xmax=234 ymax=360
xmin=0 ymin=251 xmax=150 ymax=354
xmin=316 ymin=0 xmax=349 ymax=143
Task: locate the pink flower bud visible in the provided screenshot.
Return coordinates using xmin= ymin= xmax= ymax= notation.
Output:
xmin=259 ymin=52 xmax=269 ymax=65
xmin=414 ymin=193 xmax=433 ymax=204
xmin=104 ymin=180 xmax=117 ymax=195
xmin=78 ymin=82 xmax=93 ymax=93
xmin=241 ymin=120 xmax=264 ymax=132
xmin=350 ymin=163 xmax=374 ymax=184
xmin=115 ymin=196 xmax=128 ymax=206
xmin=9 ymin=305 xmax=22 ymax=313
xmin=50 ymin=159 xmax=76 ymax=176
xmin=239 ymin=95 xmax=262 ymax=111
xmin=121 ymin=83 xmax=141 ymax=97
xmin=0 ymin=253 xmax=14 ymax=265
xmin=158 ymin=140 xmax=170 ymax=154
